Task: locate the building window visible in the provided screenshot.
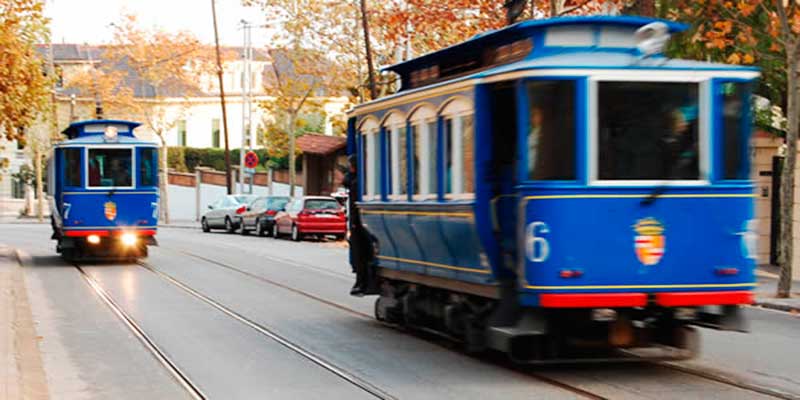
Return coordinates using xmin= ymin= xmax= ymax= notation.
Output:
xmin=440 ymin=98 xmax=474 ymax=196
xmin=139 ymin=148 xmax=157 ymax=187
xmin=409 ymin=107 xmax=437 ymax=197
xmin=212 ymin=118 xmax=221 ymax=148
xmin=87 ymin=148 xmax=133 ymax=188
xmin=177 ymin=120 xmax=187 ymax=146
xmin=720 ymin=82 xmax=751 ymax=180
xmin=64 ymin=148 xmax=81 ymax=187
xmin=597 ymin=81 xmax=699 ymax=181
xmin=527 ymin=80 xmax=576 ymax=180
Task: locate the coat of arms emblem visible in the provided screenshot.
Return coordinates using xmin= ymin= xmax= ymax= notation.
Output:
xmin=634 ymin=218 xmax=665 ymax=266
xmin=104 ymin=201 xmax=117 ymax=221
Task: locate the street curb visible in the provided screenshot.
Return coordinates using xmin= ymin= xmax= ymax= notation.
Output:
xmin=158 ymin=224 xmax=198 ymax=230
xmin=753 ymin=300 xmax=800 ymax=313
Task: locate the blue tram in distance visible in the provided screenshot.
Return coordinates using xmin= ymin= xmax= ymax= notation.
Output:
xmin=347 ymin=16 xmax=759 ymax=361
xmin=48 ymin=120 xmax=159 ymax=260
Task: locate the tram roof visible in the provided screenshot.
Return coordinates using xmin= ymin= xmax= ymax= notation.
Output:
xmin=61 ymin=119 xmax=141 ymax=139
xmin=380 ymin=16 xmax=758 ymax=95
xmin=384 ymin=16 xmax=688 ymax=76
xmin=58 ymin=119 xmax=156 ymax=146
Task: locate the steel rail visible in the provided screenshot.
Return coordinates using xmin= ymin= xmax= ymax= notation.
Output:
xmin=75 ymin=265 xmax=207 ymax=400
xmin=135 ymin=261 xmax=397 ymax=400
xmin=151 ymin=249 xmax=610 ymax=400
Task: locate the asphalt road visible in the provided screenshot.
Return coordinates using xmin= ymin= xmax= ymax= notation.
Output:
xmin=3 ymin=224 xmax=800 ymax=399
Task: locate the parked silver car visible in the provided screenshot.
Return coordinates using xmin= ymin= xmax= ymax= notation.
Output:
xmin=201 ymin=194 xmax=257 ymax=233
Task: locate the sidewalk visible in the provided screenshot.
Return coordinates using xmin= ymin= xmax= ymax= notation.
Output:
xmin=754 ymin=265 xmax=800 ymax=313
xmin=0 ymin=247 xmax=48 ymax=399
xmin=158 ymin=219 xmax=198 ymax=229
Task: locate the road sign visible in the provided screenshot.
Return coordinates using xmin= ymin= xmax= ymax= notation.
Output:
xmin=244 ymin=151 xmax=259 ymax=169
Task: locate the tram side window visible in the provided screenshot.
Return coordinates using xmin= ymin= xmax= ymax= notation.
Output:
xmin=411 ymin=120 xmax=438 ymax=196
xmin=88 ymin=148 xmax=133 ymax=187
xmin=361 ymin=129 xmax=380 ymax=197
xmin=64 ymin=148 xmax=81 ymax=186
xmin=527 ymin=80 xmax=575 ymax=180
xmin=443 ymin=114 xmax=475 ymax=194
xmin=598 ymin=82 xmax=699 ymax=181
xmin=139 ymin=148 xmax=157 ymax=187
xmin=721 ymin=82 xmax=751 ymax=180
xmin=388 ymin=125 xmax=407 ymax=196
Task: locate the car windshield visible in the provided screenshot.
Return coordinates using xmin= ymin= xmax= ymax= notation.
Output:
xmin=266 ymin=197 xmax=289 ymax=210
xmin=234 ymin=195 xmax=256 ymax=205
xmin=304 ymin=199 xmax=340 ymax=210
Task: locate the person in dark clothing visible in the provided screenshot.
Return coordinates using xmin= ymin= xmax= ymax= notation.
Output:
xmin=344 ymin=154 xmax=378 ymax=296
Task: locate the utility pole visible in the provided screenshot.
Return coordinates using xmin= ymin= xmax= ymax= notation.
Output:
xmin=211 ymin=0 xmax=233 ymax=194
xmin=359 ymin=0 xmax=377 ymax=100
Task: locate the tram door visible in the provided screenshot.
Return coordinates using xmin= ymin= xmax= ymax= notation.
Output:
xmin=487 ymin=82 xmax=519 ymax=270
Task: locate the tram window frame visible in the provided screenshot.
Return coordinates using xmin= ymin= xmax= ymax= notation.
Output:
xmin=408 ymin=105 xmax=438 ymax=200
xmin=716 ymin=80 xmax=753 ymax=181
xmin=440 ymin=97 xmax=475 ymax=200
xmin=63 ymin=148 xmax=82 ymax=187
xmin=383 ymin=112 xmax=408 ymax=200
xmin=589 ymin=77 xmax=710 ymax=186
xmin=520 ymin=78 xmax=578 ymax=183
xmin=85 ymin=146 xmax=136 ymax=189
xmin=359 ymin=119 xmax=380 ymax=200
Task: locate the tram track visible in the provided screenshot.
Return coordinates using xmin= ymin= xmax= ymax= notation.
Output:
xmin=75 ymin=264 xmax=207 ymax=400
xmin=162 ymin=244 xmax=798 ymax=400
xmin=156 ymin=248 xmax=610 ymax=399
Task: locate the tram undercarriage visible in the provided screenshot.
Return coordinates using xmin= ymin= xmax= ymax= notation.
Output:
xmin=374 ymin=272 xmax=745 ymax=363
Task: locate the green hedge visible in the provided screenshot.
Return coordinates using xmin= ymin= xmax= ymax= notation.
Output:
xmin=167 ymin=147 xmax=272 ymax=173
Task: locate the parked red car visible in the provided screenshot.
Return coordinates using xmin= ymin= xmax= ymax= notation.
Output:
xmin=272 ymin=196 xmax=346 ymax=241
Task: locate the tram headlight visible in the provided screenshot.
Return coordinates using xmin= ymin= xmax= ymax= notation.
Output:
xmin=87 ymin=234 xmax=101 ymax=245
xmin=121 ymin=233 xmax=137 ymax=247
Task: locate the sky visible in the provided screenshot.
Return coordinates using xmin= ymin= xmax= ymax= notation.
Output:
xmin=45 ymin=0 xmax=277 ymax=46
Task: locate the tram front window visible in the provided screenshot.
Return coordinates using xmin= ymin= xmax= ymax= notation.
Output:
xmin=88 ymin=148 xmax=133 ymax=187
xmin=598 ymin=82 xmax=699 ymax=181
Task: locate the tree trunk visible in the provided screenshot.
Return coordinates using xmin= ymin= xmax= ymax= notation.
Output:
xmin=359 ymin=0 xmax=377 ymax=100
xmin=550 ymin=0 xmax=558 ymax=17
xmin=160 ymin=137 xmax=171 ymax=225
xmin=288 ymin=113 xmax=296 ymax=197
xmin=778 ymin=41 xmax=799 ymax=298
xmin=34 ymin=148 xmax=43 ymax=222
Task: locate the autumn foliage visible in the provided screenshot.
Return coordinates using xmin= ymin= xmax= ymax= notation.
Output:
xmin=0 ymin=0 xmax=50 ymax=140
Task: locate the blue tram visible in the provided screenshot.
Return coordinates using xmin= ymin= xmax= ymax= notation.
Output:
xmin=48 ymin=120 xmax=159 ymax=260
xmin=347 ymin=16 xmax=759 ymax=361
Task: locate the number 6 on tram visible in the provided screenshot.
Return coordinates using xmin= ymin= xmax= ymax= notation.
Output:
xmin=346 ymin=16 xmax=759 ymax=362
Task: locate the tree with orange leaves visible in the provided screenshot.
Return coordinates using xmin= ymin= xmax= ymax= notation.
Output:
xmin=674 ymin=0 xmax=800 ymax=297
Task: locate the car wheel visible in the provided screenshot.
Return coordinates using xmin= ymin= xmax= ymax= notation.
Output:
xmin=272 ymin=223 xmax=280 ymax=238
xmin=239 ymin=218 xmax=249 ymax=235
xmin=201 ymin=218 xmax=210 ymax=232
xmin=225 ymin=217 xmax=235 ymax=233
xmin=335 ymin=234 xmax=345 ymax=241
xmin=256 ymin=219 xmax=266 ymax=236
xmin=291 ymin=224 xmax=302 ymax=242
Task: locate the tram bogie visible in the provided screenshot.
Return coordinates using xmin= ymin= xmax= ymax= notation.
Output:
xmin=49 ymin=120 xmax=159 ymax=261
xmin=347 ymin=16 xmax=758 ymax=362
